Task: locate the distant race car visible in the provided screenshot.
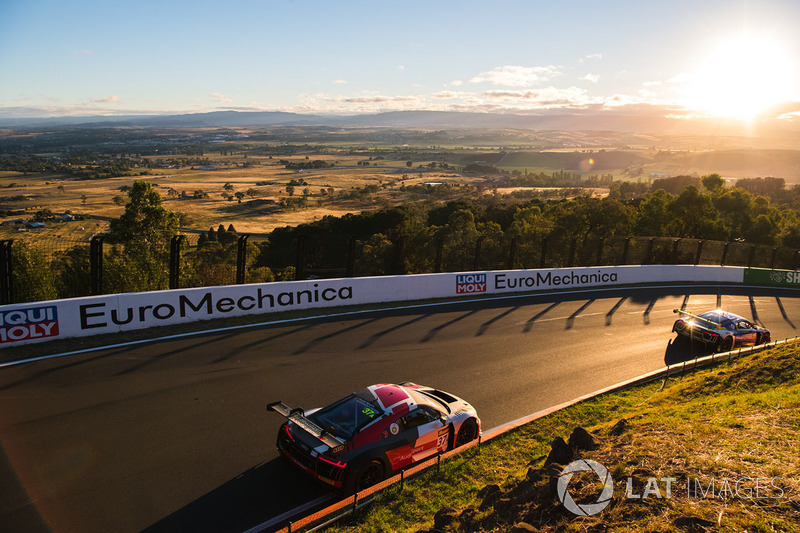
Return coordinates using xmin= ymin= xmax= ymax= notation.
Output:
xmin=672 ymin=309 xmax=770 ymax=352
xmin=268 ymin=382 xmax=481 ymax=493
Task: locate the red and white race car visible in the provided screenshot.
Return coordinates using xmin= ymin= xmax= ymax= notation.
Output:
xmin=268 ymin=382 xmax=481 ymax=493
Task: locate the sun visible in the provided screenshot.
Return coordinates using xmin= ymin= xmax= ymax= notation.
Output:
xmin=685 ymin=34 xmax=795 ymax=121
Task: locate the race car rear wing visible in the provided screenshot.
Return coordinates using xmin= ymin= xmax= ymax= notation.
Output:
xmin=672 ymin=309 xmax=722 ymax=328
xmin=267 ymin=401 xmax=346 ymax=454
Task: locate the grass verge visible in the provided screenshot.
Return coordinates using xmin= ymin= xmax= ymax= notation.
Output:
xmin=323 ymin=343 xmax=800 ymax=532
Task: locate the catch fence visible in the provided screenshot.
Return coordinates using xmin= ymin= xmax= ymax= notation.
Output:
xmin=2 ymin=233 xmax=799 ymax=304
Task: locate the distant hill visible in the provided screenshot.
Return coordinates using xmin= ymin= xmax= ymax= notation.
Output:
xmin=3 ymin=108 xmax=797 ymax=137
xmin=0 ymin=111 xmax=329 ymax=128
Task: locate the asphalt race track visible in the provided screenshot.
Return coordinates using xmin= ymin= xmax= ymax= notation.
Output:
xmin=1 ymin=286 xmax=799 ymax=533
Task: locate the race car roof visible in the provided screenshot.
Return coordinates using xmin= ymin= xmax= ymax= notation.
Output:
xmin=358 ymin=383 xmax=444 ymax=417
xmin=697 ymin=310 xmax=744 ymax=323
xmin=360 ymin=383 xmax=413 ymax=413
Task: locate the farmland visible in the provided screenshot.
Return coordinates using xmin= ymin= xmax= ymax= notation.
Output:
xmin=2 ymin=123 xmax=800 ymax=240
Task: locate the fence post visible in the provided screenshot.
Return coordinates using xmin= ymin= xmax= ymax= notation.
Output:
xmin=0 ymin=240 xmax=13 ymax=305
xmin=236 ymin=235 xmax=249 ymax=284
xmin=770 ymin=247 xmax=778 ymax=269
xmin=295 ymin=235 xmax=305 ymax=281
xmin=393 ymin=236 xmax=406 ymax=275
xmin=672 ymin=238 xmax=682 ymax=264
xmin=90 ymin=235 xmax=104 ymax=296
xmin=473 ymin=236 xmax=484 ymax=271
xmin=568 ymin=238 xmax=577 ymax=267
xmin=720 ymin=242 xmax=730 ymax=266
xmin=507 ymin=236 xmax=517 ymax=270
xmin=434 ymin=236 xmax=443 ymax=273
xmin=540 ymin=236 xmax=549 ymax=268
xmin=694 ymin=240 xmax=704 ymax=265
xmin=169 ymin=235 xmax=186 ymax=289
xmin=346 ymin=237 xmax=357 ymax=277
xmin=645 ymin=238 xmax=655 ymax=265
xmin=746 ymin=245 xmax=756 ymax=268
xmin=596 ymin=238 xmax=605 ymax=266
xmin=621 ymin=237 xmax=631 ymax=265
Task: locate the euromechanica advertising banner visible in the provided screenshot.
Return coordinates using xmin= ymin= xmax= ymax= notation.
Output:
xmin=0 ymin=265 xmax=746 ymax=347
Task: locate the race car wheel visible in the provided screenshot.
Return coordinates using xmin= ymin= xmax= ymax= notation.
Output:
xmin=353 ymin=460 xmax=384 ymax=492
xmin=717 ymin=336 xmax=734 ymax=353
xmin=454 ymin=418 xmax=479 ymax=448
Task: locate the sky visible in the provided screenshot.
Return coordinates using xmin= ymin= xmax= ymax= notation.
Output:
xmin=2 ymin=0 xmax=800 ymax=122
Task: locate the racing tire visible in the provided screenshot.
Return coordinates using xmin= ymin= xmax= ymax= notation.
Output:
xmin=349 ymin=460 xmax=384 ymax=493
xmin=454 ymin=418 xmax=479 ymax=448
xmin=717 ymin=336 xmax=734 ymax=353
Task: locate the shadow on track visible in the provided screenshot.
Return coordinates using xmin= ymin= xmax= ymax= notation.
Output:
xmin=776 ymin=296 xmax=797 ymax=329
xmin=664 ymin=336 xmax=714 ymax=365
xmin=0 ymin=444 xmax=50 ymax=533
xmin=143 ymin=458 xmax=328 ymax=533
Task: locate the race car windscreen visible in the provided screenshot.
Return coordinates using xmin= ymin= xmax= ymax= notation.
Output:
xmin=694 ymin=311 xmax=727 ymax=328
xmin=309 ymin=396 xmax=381 ymax=439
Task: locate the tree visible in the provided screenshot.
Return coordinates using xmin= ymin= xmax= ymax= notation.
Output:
xmin=701 ymin=173 xmax=725 ymax=193
xmin=218 ymin=224 xmax=236 ymax=244
xmin=223 ymin=182 xmax=234 ymax=191
xmin=651 ymin=175 xmax=700 ymax=195
xmin=634 ymin=189 xmax=673 ymax=236
xmin=234 ymin=191 xmax=245 ymax=203
xmin=667 ymin=186 xmax=725 ymax=239
xmin=109 ymin=181 xmax=180 ymax=250
xmin=11 ymin=242 xmax=58 ymax=302
xmin=106 ymin=181 xmax=180 ymax=292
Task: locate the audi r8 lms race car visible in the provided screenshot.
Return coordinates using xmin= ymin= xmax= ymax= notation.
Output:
xmin=267 ymin=382 xmax=481 ymax=493
xmin=672 ymin=309 xmax=770 ymax=352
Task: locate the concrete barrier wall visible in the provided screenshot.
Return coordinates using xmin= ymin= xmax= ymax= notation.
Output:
xmin=0 ymin=264 xmax=749 ymax=347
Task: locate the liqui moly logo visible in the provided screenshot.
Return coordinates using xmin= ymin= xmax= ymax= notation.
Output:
xmin=456 ymin=273 xmax=487 ymax=294
xmin=0 ymin=306 xmax=60 ymax=344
